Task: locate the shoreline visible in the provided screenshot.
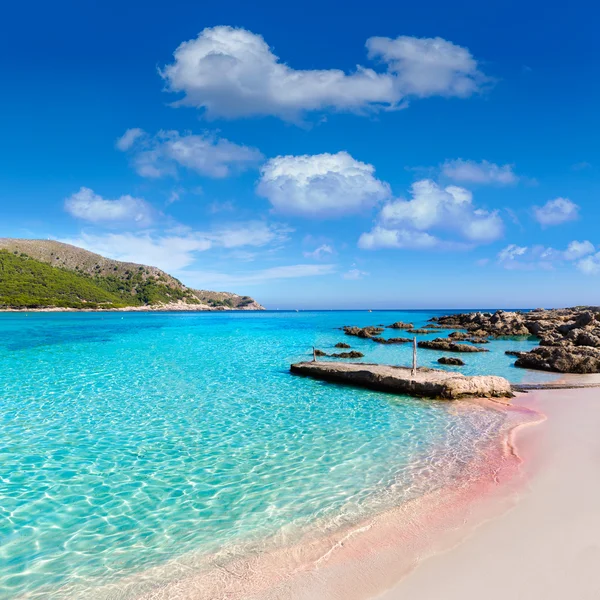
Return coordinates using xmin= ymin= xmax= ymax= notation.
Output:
xmin=56 ymin=398 xmax=542 ymax=600
xmin=379 ymin=386 xmax=600 ymax=600
xmin=0 ymin=304 xmax=264 ymax=313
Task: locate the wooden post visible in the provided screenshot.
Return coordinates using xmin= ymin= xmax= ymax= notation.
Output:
xmin=313 ymin=346 xmax=317 ymax=362
xmin=411 ymin=337 xmax=417 ymax=376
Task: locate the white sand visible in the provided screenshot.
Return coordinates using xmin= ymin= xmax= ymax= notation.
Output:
xmin=378 ymin=387 xmax=600 ymax=600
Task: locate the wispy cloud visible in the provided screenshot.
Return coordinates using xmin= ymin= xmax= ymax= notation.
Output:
xmin=117 ymin=128 xmax=263 ymax=178
xmin=442 ymin=159 xmax=518 ymax=185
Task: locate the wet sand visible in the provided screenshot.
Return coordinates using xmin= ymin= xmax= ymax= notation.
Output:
xmin=379 ymin=387 xmax=600 ymax=600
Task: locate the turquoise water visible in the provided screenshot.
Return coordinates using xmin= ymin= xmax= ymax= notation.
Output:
xmin=0 ymin=311 xmax=555 ymax=598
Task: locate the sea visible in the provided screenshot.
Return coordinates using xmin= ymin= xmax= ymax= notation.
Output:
xmin=0 ymin=310 xmax=557 ymax=598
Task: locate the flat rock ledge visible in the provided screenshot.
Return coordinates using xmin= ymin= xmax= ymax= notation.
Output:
xmin=290 ymin=361 xmax=513 ymax=401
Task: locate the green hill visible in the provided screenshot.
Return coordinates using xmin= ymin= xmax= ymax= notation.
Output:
xmin=0 ymin=240 xmax=263 ymax=310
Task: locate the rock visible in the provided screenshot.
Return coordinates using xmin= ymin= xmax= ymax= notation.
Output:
xmin=505 ymin=350 xmax=526 ymax=357
xmin=406 ymin=328 xmax=437 ymax=334
xmin=290 ymin=361 xmax=513 ymax=400
xmin=438 ymin=357 xmax=465 ymax=366
xmin=371 ymin=337 xmax=411 ymax=344
xmin=330 ymin=351 xmax=364 ymax=359
xmin=343 ymin=325 xmax=384 ymax=338
xmin=418 ymin=338 xmax=489 ymax=353
xmin=314 ymin=349 xmax=327 ymax=357
xmin=515 ymin=346 xmax=600 ymax=373
xmin=335 ymin=342 xmax=351 ymax=349
xmin=387 ymin=321 xmax=414 ymax=329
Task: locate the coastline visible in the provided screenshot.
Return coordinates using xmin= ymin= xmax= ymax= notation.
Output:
xmin=0 ymin=303 xmax=264 ymax=313
xmin=62 ymin=398 xmax=542 ymax=600
xmin=379 ymin=387 xmax=600 ymax=600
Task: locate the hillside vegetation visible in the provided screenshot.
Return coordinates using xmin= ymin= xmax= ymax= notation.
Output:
xmin=0 ymin=239 xmax=263 ymax=310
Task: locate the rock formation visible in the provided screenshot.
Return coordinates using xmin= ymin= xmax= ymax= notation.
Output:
xmin=418 ymin=338 xmax=489 ymax=353
xmin=432 ymin=307 xmax=600 ymax=373
xmin=438 ymin=357 xmax=465 ymax=366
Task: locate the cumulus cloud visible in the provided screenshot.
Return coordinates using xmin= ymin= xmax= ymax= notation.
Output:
xmin=61 ymin=222 xmax=290 ymax=273
xmin=64 ymin=187 xmax=154 ymax=227
xmin=360 ymin=179 xmax=503 ymax=250
xmin=533 ymin=197 xmax=579 ymax=226
xmin=441 ymin=159 xmax=518 ymax=185
xmin=257 ymin=151 xmax=390 ymax=217
xmin=117 ymin=128 xmax=263 ymax=178
xmin=160 ymin=26 xmax=489 ymax=122
xmin=303 ymin=244 xmax=335 ymax=259
xmin=564 ymin=240 xmax=595 ymax=261
xmin=497 ymin=240 xmax=595 ymax=271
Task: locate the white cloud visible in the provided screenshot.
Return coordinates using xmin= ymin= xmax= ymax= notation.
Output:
xmin=533 ymin=197 xmax=579 ymax=226
xmin=257 ymin=151 xmax=390 ymax=217
xmin=303 ymin=244 xmax=334 ymax=259
xmin=564 ymin=240 xmax=595 ymax=260
xmin=61 ymin=222 xmax=290 ymax=273
xmin=116 ymin=128 xmax=146 ymax=151
xmin=64 ymin=187 xmax=154 ymax=227
xmin=358 ymin=226 xmax=440 ymax=250
xmin=497 ymin=240 xmax=596 ymax=271
xmin=343 ymin=268 xmax=369 ymax=280
xmin=118 ymin=129 xmax=263 ymax=178
xmin=498 ymin=244 xmax=528 ymax=263
xmin=160 ymin=26 xmax=488 ymax=122
xmin=365 ymin=35 xmax=487 ymax=98
xmin=360 ymin=179 xmax=503 ymax=250
xmin=577 ymin=253 xmax=600 ymax=275
xmin=182 ymin=264 xmax=337 ymax=287
xmin=441 ymin=159 xmax=518 ymax=185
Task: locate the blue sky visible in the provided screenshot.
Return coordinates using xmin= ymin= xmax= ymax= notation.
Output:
xmin=1 ymin=0 xmax=599 ymax=308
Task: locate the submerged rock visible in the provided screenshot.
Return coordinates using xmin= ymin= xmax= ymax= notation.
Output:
xmin=331 ymin=351 xmax=364 ymax=359
xmin=418 ymin=338 xmax=489 ymax=353
xmin=438 ymin=357 xmax=465 ymax=366
xmin=371 ymin=337 xmax=411 ymax=344
xmin=406 ymin=328 xmax=437 ymax=334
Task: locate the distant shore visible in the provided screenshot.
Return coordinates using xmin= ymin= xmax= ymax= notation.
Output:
xmin=0 ymin=302 xmax=264 ymax=313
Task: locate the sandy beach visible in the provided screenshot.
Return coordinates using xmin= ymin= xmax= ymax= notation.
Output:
xmin=379 ymin=387 xmax=600 ymax=600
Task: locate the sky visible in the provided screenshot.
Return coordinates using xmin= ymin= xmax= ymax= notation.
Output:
xmin=1 ymin=0 xmax=599 ymax=309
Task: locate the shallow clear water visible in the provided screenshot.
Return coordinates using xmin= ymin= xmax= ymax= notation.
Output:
xmin=0 ymin=310 xmax=555 ymax=598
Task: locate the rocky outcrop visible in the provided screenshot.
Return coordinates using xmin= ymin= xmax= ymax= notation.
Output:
xmin=335 ymin=342 xmax=351 ymax=349
xmin=418 ymin=338 xmax=489 ymax=353
xmin=387 ymin=321 xmax=414 ymax=329
xmin=406 ymin=328 xmax=438 ymax=334
xmin=371 ymin=337 xmax=411 ymax=345
xmin=331 ymin=351 xmax=364 ymax=359
xmin=438 ymin=357 xmax=465 ymax=366
xmin=514 ymin=346 xmax=600 ymax=373
xmin=290 ymin=361 xmax=513 ymax=400
xmin=343 ymin=326 xmax=384 ymax=338
xmin=432 ymin=307 xmax=600 ymax=373
xmin=314 ymin=349 xmax=327 ymax=357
